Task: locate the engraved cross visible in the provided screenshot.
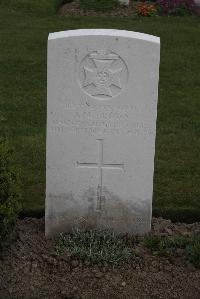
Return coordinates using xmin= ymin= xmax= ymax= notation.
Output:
xmin=76 ymin=139 xmax=124 ymax=211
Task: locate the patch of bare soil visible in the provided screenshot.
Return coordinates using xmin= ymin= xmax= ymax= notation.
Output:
xmin=59 ymin=1 xmax=137 ymax=17
xmin=0 ymin=218 xmax=200 ymax=299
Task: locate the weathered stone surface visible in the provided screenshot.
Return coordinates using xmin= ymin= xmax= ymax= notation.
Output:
xmin=46 ymin=29 xmax=160 ymax=236
xmin=119 ymin=0 xmax=129 ymax=5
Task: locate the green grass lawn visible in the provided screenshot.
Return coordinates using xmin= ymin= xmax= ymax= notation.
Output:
xmin=0 ymin=1 xmax=200 ymax=221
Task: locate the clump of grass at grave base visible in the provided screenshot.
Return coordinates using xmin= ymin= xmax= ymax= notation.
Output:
xmin=143 ymin=233 xmax=200 ymax=268
xmin=57 ymin=229 xmax=132 ymax=265
xmin=185 ymin=233 xmax=200 ymax=268
xmin=79 ymin=0 xmax=120 ymax=12
xmin=0 ymin=136 xmax=22 ymax=251
xmin=143 ymin=234 xmax=188 ymax=256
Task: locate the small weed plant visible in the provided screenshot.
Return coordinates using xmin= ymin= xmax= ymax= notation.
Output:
xmin=57 ymin=229 xmax=132 ymax=265
xmin=144 ymin=233 xmax=200 ymax=268
xmin=185 ymin=233 xmax=200 ymax=268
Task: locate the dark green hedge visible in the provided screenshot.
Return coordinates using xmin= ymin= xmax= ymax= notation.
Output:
xmin=79 ymin=0 xmax=120 ymax=12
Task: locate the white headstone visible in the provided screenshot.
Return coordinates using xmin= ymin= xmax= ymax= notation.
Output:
xmin=194 ymin=0 xmax=200 ymax=6
xmin=46 ymin=29 xmax=160 ymax=237
xmin=119 ymin=0 xmax=129 ymax=5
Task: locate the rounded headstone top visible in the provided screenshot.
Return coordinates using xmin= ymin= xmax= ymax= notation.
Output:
xmin=48 ymin=29 xmax=160 ymax=44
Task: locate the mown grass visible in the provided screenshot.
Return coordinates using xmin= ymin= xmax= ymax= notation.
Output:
xmin=0 ymin=1 xmax=200 ymax=221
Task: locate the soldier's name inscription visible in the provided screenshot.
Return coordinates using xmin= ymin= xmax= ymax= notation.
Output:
xmin=51 ymin=101 xmax=155 ymax=136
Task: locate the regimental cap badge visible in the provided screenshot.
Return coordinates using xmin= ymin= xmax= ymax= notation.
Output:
xmin=79 ymin=51 xmax=128 ymax=100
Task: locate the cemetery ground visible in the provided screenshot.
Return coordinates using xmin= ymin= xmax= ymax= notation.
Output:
xmin=1 ymin=217 xmax=200 ymax=298
xmin=0 ymin=1 xmax=200 ymax=298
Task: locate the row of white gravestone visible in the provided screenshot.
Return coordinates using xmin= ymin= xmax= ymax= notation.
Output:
xmin=121 ymin=0 xmax=200 ymax=5
xmin=119 ymin=0 xmax=130 ymax=4
xmin=46 ymin=29 xmax=160 ymax=237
